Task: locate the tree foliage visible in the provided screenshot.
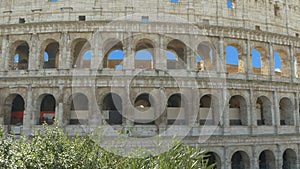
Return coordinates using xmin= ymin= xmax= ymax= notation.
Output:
xmin=0 ymin=124 xmax=215 ymax=169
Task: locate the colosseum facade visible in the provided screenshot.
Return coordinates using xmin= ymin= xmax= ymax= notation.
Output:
xmin=0 ymin=0 xmax=300 ymax=169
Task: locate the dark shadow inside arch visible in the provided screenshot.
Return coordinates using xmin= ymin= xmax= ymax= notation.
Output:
xmin=205 ymin=152 xmax=221 ymax=169
xmin=259 ymin=150 xmax=275 ymax=169
xmin=9 ymin=95 xmax=25 ymax=125
xmin=42 ymin=41 xmax=59 ymax=69
xmin=134 ymin=93 xmax=154 ymax=125
xmin=39 ymin=95 xmax=56 ymax=125
xmin=256 ymin=96 xmax=272 ymax=126
xmin=167 ymin=93 xmax=186 ymax=125
xmin=12 ymin=41 xmax=29 ymax=70
xmin=199 ymin=94 xmax=220 ymax=125
xmin=231 ymin=151 xmax=250 ymax=169
xmin=283 ymin=149 xmax=297 ymax=169
xmin=279 ymin=98 xmax=294 ymax=126
xmin=102 ymin=93 xmax=123 ymax=125
xmin=229 ymin=95 xmax=247 ymax=126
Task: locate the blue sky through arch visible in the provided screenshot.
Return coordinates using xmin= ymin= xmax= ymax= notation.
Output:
xmin=83 ymin=50 xmax=92 ymax=60
xmin=274 ymin=52 xmax=281 ymax=70
xmin=226 ymin=46 xmax=238 ymax=65
xmin=252 ymin=49 xmax=261 ymax=68
xmin=135 ymin=50 xmax=152 ymax=60
xmin=108 ymin=50 xmax=124 ymax=60
xmin=166 ymin=51 xmax=177 ymax=60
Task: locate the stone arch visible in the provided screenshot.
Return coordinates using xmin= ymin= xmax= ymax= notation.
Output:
xmin=199 ymin=94 xmax=220 ymax=125
xmin=256 ymin=96 xmax=273 ymax=125
xmin=134 ymin=38 xmax=154 ymax=69
xmin=68 ymin=93 xmax=89 ymax=125
xmin=259 ymin=150 xmax=276 ymax=169
xmin=229 ymin=95 xmax=248 ymax=126
xmin=197 ymin=41 xmax=213 ymax=71
xmin=3 ymin=94 xmax=25 ymax=125
xmin=225 ymin=44 xmax=244 ymax=73
xmin=166 ymin=39 xmax=187 ymax=69
xmin=10 ymin=41 xmax=29 ymax=70
xmin=134 ymin=93 xmax=155 ymax=125
xmin=274 ymin=49 xmax=290 ymax=77
xmin=102 ymin=93 xmax=123 ymax=125
xmin=279 ymin=97 xmax=294 ymax=125
xmin=205 ymin=152 xmax=221 ymax=169
xmin=71 ymin=38 xmax=91 ymax=68
xmin=40 ymin=39 xmax=59 ymax=69
xmin=103 ymin=38 xmax=124 ymax=69
xmin=252 ymin=46 xmax=268 ymax=75
xmin=231 ymin=151 xmax=251 ymax=169
xmin=282 ymin=149 xmax=297 ymax=169
xmin=39 ymin=94 xmax=56 ymax=125
xmin=167 ymin=93 xmax=187 ymax=125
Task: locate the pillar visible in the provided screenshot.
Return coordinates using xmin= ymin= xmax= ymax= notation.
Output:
xmin=249 ymin=89 xmax=257 ymax=135
xmin=268 ymin=42 xmax=275 ymax=77
xmin=60 ymin=31 xmax=71 ymax=69
xmin=29 ymin=33 xmax=38 ymax=70
xmin=92 ymin=31 xmax=102 ymax=70
xmin=246 ymin=39 xmax=253 ymax=79
xmin=273 ymin=91 xmax=280 ymax=133
xmin=155 ymin=34 xmax=167 ymax=70
xmin=23 ymin=86 xmax=33 ymax=136
xmin=2 ymin=35 xmax=9 ymax=71
xmin=123 ymin=32 xmax=134 ymax=70
xmin=218 ymin=36 xmax=225 ymax=73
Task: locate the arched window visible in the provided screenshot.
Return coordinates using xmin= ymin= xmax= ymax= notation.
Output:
xmin=283 ymin=149 xmax=297 ymax=169
xmin=42 ymin=40 xmax=59 ymax=69
xmin=256 ymin=96 xmax=272 ymax=126
xmin=134 ymin=39 xmax=154 ymax=69
xmin=134 ymin=93 xmax=154 ymax=125
xmin=167 ymin=39 xmax=187 ymax=69
xmin=70 ymin=93 xmax=89 ymax=125
xmin=225 ymin=46 xmax=240 ymax=73
xmin=229 ymin=95 xmax=247 ymax=126
xmin=71 ymin=38 xmax=91 ymax=68
xmin=102 ymin=93 xmax=123 ymax=125
xmin=231 ymin=151 xmax=250 ymax=169
xmin=39 ymin=95 xmax=56 ymax=125
xmin=11 ymin=41 xmax=29 ymax=70
xmin=103 ymin=39 xmax=123 ymax=70
xmin=167 ymin=94 xmax=186 ymax=125
xmin=252 ymin=47 xmax=268 ymax=75
xmin=10 ymin=95 xmax=25 ymax=125
xmin=205 ymin=152 xmax=221 ymax=169
xmin=274 ymin=50 xmax=290 ymax=77
xmin=197 ymin=42 xmax=213 ymax=71
xmin=259 ymin=150 xmax=275 ymax=169
xmin=279 ymin=98 xmax=294 ymax=125
xmin=199 ymin=94 xmax=220 ymax=125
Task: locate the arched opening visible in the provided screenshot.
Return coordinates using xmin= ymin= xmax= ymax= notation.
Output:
xmin=69 ymin=93 xmax=89 ymax=125
xmin=103 ymin=39 xmax=124 ymax=70
xmin=41 ymin=40 xmax=59 ymax=69
xmin=231 ymin=151 xmax=250 ymax=169
xmin=279 ymin=98 xmax=294 ymax=125
xmin=102 ymin=93 xmax=123 ymax=125
xmin=39 ymin=95 xmax=56 ymax=125
xmin=167 ymin=93 xmax=186 ymax=125
xmin=229 ymin=95 xmax=247 ymax=126
xmin=259 ymin=150 xmax=276 ymax=169
xmin=11 ymin=41 xmax=29 ymax=70
xmin=199 ymin=94 xmax=220 ymax=125
xmin=134 ymin=93 xmax=154 ymax=125
xmin=282 ymin=149 xmax=297 ymax=169
xmin=71 ymin=38 xmax=91 ymax=68
xmin=197 ymin=42 xmax=213 ymax=71
xmin=205 ymin=152 xmax=221 ymax=169
xmin=252 ymin=47 xmax=268 ymax=75
xmin=134 ymin=39 xmax=154 ymax=69
xmin=5 ymin=95 xmax=25 ymax=125
xmin=167 ymin=39 xmax=187 ymax=69
xmin=226 ymin=45 xmax=244 ymax=73
xmin=274 ymin=50 xmax=289 ymax=77
xmin=256 ymin=96 xmax=272 ymax=126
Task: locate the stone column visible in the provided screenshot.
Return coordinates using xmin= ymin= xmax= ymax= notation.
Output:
xmin=60 ymin=31 xmax=71 ymax=69
xmin=273 ymin=91 xmax=280 ymax=133
xmin=57 ymin=85 xmax=64 ymax=125
xmin=251 ymin=145 xmax=259 ymax=169
xmin=295 ymin=92 xmax=300 ymax=133
xmin=29 ymin=33 xmax=38 ymax=70
xmin=222 ymin=89 xmax=230 ymax=134
xmin=268 ymin=42 xmax=275 ymax=77
xmin=123 ymin=32 xmax=134 ymax=70
xmin=246 ymin=38 xmax=253 ymax=79
xmin=224 ymin=146 xmax=230 ymax=169
xmin=155 ymin=34 xmax=167 ymax=70
xmin=276 ymin=145 xmax=283 ymax=169
xmin=2 ymin=35 xmax=9 ymax=71
xmin=23 ymin=86 xmax=33 ymax=136
xmin=218 ymin=36 xmax=225 ymax=73
xmin=290 ymin=45 xmax=296 ymax=82
xmin=249 ymin=89 xmax=257 ymax=135
xmin=92 ymin=31 xmax=102 ymax=70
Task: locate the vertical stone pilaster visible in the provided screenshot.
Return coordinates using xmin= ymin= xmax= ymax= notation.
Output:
xmin=218 ymin=36 xmax=225 ymax=73
xmin=246 ymin=38 xmax=253 ymax=79
xmin=155 ymin=34 xmax=166 ymax=70
xmin=268 ymin=42 xmax=275 ymax=77
xmin=295 ymin=92 xmax=299 ymax=133
xmin=92 ymin=31 xmax=102 ymax=70
xmin=29 ymin=33 xmax=38 ymax=70
xmin=252 ymin=145 xmax=259 ymax=169
xmin=290 ymin=45 xmax=296 ymax=81
xmin=273 ymin=91 xmax=280 ymax=133
xmin=276 ymin=144 xmax=283 ymax=169
xmin=23 ymin=86 xmax=33 ymax=136
xmin=249 ymin=89 xmax=257 ymax=135
xmin=2 ymin=35 xmax=9 ymax=71
xmin=222 ymin=88 xmax=230 ymax=134
xmin=60 ymin=31 xmax=70 ymax=69
xmin=123 ymin=32 xmax=134 ymax=70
